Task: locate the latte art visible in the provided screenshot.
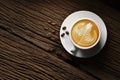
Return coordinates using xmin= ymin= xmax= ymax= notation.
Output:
xmin=71 ymin=19 xmax=99 ymax=47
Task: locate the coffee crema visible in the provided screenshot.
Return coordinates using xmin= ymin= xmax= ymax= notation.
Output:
xmin=71 ymin=19 xmax=99 ymax=47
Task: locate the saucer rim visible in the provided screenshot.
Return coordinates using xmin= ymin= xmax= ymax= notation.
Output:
xmin=60 ymin=10 xmax=107 ymax=58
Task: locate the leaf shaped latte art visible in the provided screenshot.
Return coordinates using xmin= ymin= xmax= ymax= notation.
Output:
xmin=71 ymin=19 xmax=99 ymax=47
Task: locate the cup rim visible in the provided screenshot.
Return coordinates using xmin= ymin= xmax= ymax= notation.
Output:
xmin=70 ymin=19 xmax=101 ymax=50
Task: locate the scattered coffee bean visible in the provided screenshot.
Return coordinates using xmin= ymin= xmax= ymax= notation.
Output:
xmin=47 ymin=20 xmax=52 ymax=23
xmin=65 ymin=31 xmax=69 ymax=35
xmin=46 ymin=32 xmax=52 ymax=38
xmin=62 ymin=26 xmax=66 ymax=30
xmin=61 ymin=33 xmax=65 ymax=37
xmin=51 ymin=22 xmax=56 ymax=26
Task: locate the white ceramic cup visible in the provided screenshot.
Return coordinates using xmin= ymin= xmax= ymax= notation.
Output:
xmin=70 ymin=19 xmax=101 ymax=50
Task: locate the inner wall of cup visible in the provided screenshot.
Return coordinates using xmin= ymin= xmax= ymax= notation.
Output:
xmin=70 ymin=18 xmax=101 ymax=49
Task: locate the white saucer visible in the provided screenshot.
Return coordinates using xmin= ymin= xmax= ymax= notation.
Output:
xmin=60 ymin=11 xmax=107 ymax=58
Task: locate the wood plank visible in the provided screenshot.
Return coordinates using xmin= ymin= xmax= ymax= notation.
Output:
xmin=0 ymin=0 xmax=120 ymax=79
xmin=0 ymin=29 xmax=96 ymax=80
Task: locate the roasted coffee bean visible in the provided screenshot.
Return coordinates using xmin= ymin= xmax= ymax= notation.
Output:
xmin=62 ymin=26 xmax=66 ymax=30
xmin=61 ymin=33 xmax=65 ymax=37
xmin=65 ymin=31 xmax=69 ymax=35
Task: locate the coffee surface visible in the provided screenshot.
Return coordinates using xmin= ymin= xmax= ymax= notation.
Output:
xmin=71 ymin=19 xmax=99 ymax=47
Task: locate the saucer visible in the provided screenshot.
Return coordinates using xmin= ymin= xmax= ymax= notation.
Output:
xmin=60 ymin=11 xmax=107 ymax=58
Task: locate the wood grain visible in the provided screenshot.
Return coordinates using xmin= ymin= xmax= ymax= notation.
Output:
xmin=0 ymin=29 xmax=96 ymax=80
xmin=0 ymin=0 xmax=120 ymax=80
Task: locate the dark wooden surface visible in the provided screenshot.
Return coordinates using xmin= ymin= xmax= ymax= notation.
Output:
xmin=0 ymin=0 xmax=120 ymax=80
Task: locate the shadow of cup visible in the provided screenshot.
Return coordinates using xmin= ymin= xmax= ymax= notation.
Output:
xmin=71 ymin=40 xmax=102 ymax=58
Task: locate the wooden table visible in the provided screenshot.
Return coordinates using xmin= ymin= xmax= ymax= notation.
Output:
xmin=0 ymin=0 xmax=120 ymax=80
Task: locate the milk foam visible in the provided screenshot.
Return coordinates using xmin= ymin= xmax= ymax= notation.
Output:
xmin=71 ymin=19 xmax=99 ymax=47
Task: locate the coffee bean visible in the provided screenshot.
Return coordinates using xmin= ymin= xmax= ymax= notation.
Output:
xmin=62 ymin=26 xmax=66 ymax=30
xmin=65 ymin=31 xmax=69 ymax=35
xmin=51 ymin=22 xmax=56 ymax=26
xmin=61 ymin=33 xmax=65 ymax=37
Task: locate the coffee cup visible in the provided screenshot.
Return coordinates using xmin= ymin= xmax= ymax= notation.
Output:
xmin=70 ymin=19 xmax=101 ymax=49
